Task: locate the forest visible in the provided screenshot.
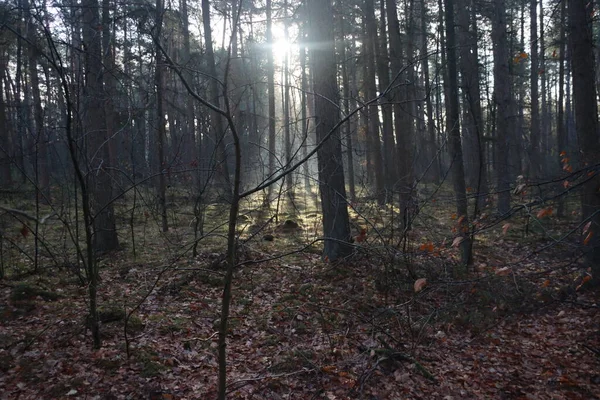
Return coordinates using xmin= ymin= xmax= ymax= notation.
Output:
xmin=0 ymin=0 xmax=599 ymax=397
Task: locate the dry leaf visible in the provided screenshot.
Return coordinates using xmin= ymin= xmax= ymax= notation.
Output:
xmin=495 ymin=267 xmax=511 ymax=276
xmin=452 ymin=236 xmax=465 ymax=248
xmin=583 ymin=221 xmax=592 ymax=235
xmin=584 ymin=231 xmax=594 ymax=246
xmin=414 ymin=278 xmax=427 ymax=293
xmin=513 ymin=183 xmax=526 ymax=195
xmin=502 ymin=223 xmax=511 ymax=235
xmin=542 ymin=279 xmax=550 ymax=288
xmin=576 ymin=275 xmax=592 ymax=291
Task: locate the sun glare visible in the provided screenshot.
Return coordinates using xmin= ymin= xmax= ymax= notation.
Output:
xmin=272 ymin=39 xmax=293 ymax=61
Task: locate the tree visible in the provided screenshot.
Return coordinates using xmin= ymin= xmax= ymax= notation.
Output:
xmin=265 ymin=0 xmax=277 ymax=203
xmin=387 ymin=0 xmax=414 ymax=228
xmin=529 ymin=0 xmax=540 ymax=180
xmin=363 ymin=0 xmax=385 ymax=205
xmin=445 ymin=0 xmax=472 ymax=268
xmin=82 ymin=0 xmax=119 ymax=253
xmin=308 ymin=0 xmax=352 ymax=261
xmin=491 ymin=0 xmax=512 ymax=215
xmin=154 ymin=0 xmax=168 ymax=232
xmin=202 ymin=0 xmax=231 ymax=198
xmin=568 ymin=0 xmax=600 ymax=283
xmin=457 ymin=0 xmax=488 ymax=207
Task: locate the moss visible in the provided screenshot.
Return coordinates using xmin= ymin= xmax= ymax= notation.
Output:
xmin=10 ymin=283 xmax=61 ymax=302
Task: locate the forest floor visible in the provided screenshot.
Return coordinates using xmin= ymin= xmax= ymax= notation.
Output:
xmin=0 ymin=190 xmax=599 ymax=399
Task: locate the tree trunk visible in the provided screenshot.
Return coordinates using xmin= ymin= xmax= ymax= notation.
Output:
xmin=557 ymin=0 xmax=567 ymax=217
xmin=154 ymin=0 xmax=169 ymax=232
xmin=569 ymin=0 xmax=600 ymax=284
xmin=339 ymin=12 xmax=356 ymax=202
xmin=266 ymin=0 xmax=277 ymax=204
xmin=445 ymin=0 xmax=472 ymax=269
xmin=0 ymin=51 xmax=11 ymax=186
xmin=308 ymin=0 xmax=352 ymax=261
xmin=364 ymin=0 xmax=385 ymax=205
xmin=491 ymin=0 xmax=512 ymax=215
xmin=386 ymin=0 xmax=413 ymax=228
xmin=457 ymin=0 xmax=488 ymax=208
xmin=202 ymin=0 xmax=231 ymax=199
xmin=377 ymin=0 xmax=397 ymax=195
xmin=529 ymin=0 xmax=541 ymax=180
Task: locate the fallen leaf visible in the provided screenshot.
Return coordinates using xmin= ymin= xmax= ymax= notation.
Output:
xmin=576 ymin=275 xmax=592 ymax=291
xmin=584 ymin=231 xmax=593 ymax=246
xmin=452 ymin=236 xmax=464 ymax=247
xmin=583 ymin=222 xmax=592 ymax=235
xmin=495 ymin=267 xmax=511 ymax=276
xmin=414 ymin=278 xmax=427 ymax=293
xmin=513 ymin=183 xmax=526 ymax=195
xmin=542 ymin=279 xmax=550 ymax=288
xmin=502 ymin=223 xmax=511 ymax=235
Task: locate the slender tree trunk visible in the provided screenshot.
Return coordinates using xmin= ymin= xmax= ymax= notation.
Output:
xmin=387 ymin=0 xmax=413 ymax=228
xmin=457 ymin=0 xmax=488 ymax=207
xmin=364 ymin=0 xmax=385 ymax=205
xmin=202 ymin=0 xmax=231 ymax=199
xmin=0 ymin=53 xmax=11 ymax=186
xmin=491 ymin=0 xmax=512 ymax=215
xmin=539 ymin=0 xmax=548 ymax=171
xmin=338 ymin=14 xmax=355 ymax=202
xmin=299 ymin=27 xmax=312 ymax=193
xmin=421 ymin=0 xmax=439 ymax=183
xmin=266 ymin=0 xmax=277 ymax=203
xmin=445 ymin=0 xmax=472 ymax=269
xmin=309 ymin=0 xmax=352 ymax=261
xmin=530 ymin=0 xmax=541 ymax=180
xmin=557 ymin=0 xmax=567 ymax=217
xmin=569 ymin=0 xmax=600 ymax=284
xmin=283 ymin=0 xmax=293 ymax=200
xmin=377 ymin=0 xmax=396 ymax=195
xmin=154 ymin=0 xmax=169 ymax=232
xmin=180 ymin=0 xmax=197 ymax=188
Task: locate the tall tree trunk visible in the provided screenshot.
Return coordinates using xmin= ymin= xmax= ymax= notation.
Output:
xmin=180 ymin=0 xmax=197 ymax=188
xmin=308 ymin=0 xmax=352 ymax=261
xmin=155 ymin=0 xmax=169 ymax=232
xmin=491 ymin=0 xmax=512 ymax=215
xmin=266 ymin=0 xmax=277 ymax=203
xmin=364 ymin=0 xmax=385 ymax=205
xmin=377 ymin=0 xmax=396 ymax=195
xmin=25 ymin=1 xmax=50 ymax=202
xmin=202 ymin=0 xmax=231 ymax=199
xmin=539 ymin=0 xmax=548 ymax=171
xmin=421 ymin=0 xmax=439 ymax=183
xmin=299 ymin=26 xmax=312 ymax=193
xmin=102 ymin=0 xmax=120 ymax=196
xmin=339 ymin=12 xmax=356 ymax=201
xmin=530 ymin=0 xmax=541 ymax=180
xmin=557 ymin=0 xmax=567 ymax=217
xmin=0 ymin=52 xmax=11 ymax=186
xmin=569 ymin=0 xmax=600 ymax=284
xmin=283 ymin=0 xmax=293 ymax=200
xmin=445 ymin=0 xmax=472 ymax=269
xmin=386 ymin=0 xmax=413 ymax=228
xmin=457 ymin=0 xmax=488 ymax=207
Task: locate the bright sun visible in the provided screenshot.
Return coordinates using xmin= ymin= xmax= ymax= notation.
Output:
xmin=272 ymin=39 xmax=292 ymax=61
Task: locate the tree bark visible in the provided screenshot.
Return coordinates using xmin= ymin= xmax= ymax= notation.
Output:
xmin=491 ymin=0 xmax=512 ymax=215
xmin=445 ymin=0 xmax=472 ymax=269
xmin=529 ymin=0 xmax=541 ymax=180
xmin=364 ymin=0 xmax=385 ymax=205
xmin=308 ymin=0 xmax=352 ymax=261
xmin=569 ymin=0 xmax=600 ymax=283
